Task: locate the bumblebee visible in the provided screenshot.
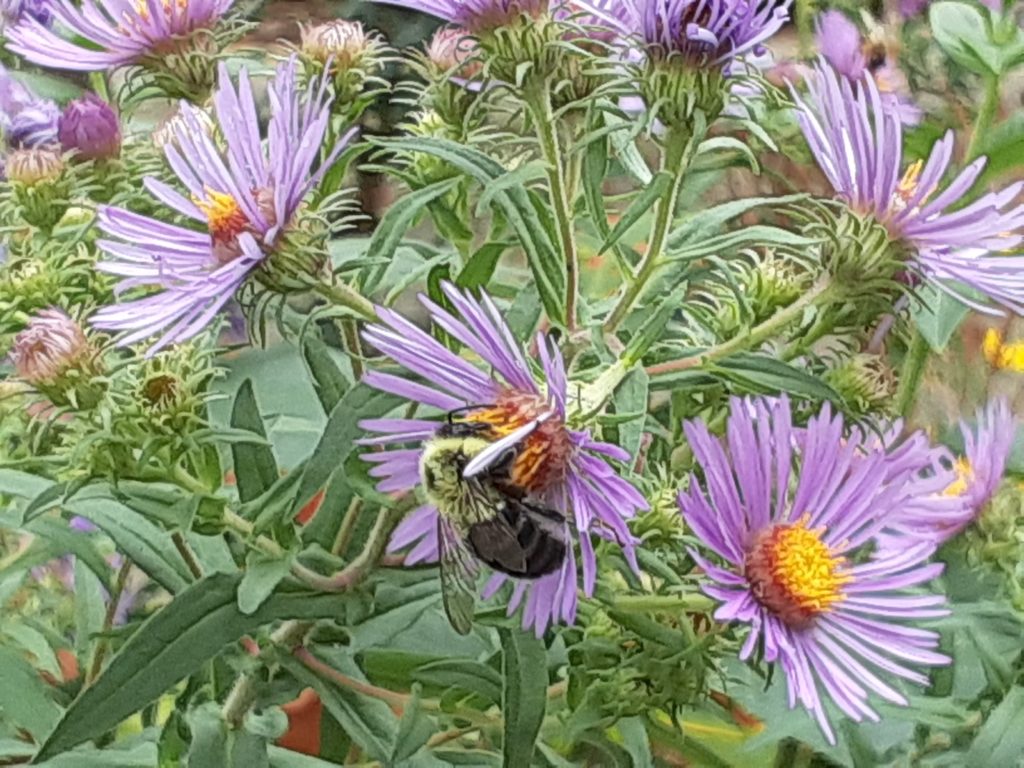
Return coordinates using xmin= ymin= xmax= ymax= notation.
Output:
xmin=420 ymin=408 xmax=568 ymax=634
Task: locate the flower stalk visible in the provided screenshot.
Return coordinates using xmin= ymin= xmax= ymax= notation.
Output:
xmin=965 ymin=72 xmax=1001 ymax=162
xmin=523 ymin=76 xmax=579 ymax=330
xmin=605 ymin=123 xmax=694 ymax=333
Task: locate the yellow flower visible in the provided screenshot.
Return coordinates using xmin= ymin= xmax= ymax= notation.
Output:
xmin=983 ymin=329 xmax=1024 ymax=372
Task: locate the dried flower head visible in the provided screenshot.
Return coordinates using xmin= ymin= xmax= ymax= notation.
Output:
xmin=11 ymin=308 xmax=93 ymax=387
xmin=5 ymin=146 xmax=64 ymax=185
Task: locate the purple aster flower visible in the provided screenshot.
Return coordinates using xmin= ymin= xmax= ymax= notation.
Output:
xmin=580 ymin=0 xmax=791 ymax=68
xmin=5 ymin=0 xmax=235 ymax=72
xmin=0 ymin=63 xmax=58 ymax=149
xmin=815 ymin=11 xmax=921 ymax=125
xmin=794 ymin=60 xmax=1024 ymax=314
xmin=680 ymin=396 xmax=953 ymax=743
xmin=900 ymin=398 xmax=1015 ymax=543
xmin=58 ymin=93 xmax=122 ymax=161
xmin=90 ymin=57 xmax=355 ymax=353
xmin=359 ymin=283 xmax=646 ymax=636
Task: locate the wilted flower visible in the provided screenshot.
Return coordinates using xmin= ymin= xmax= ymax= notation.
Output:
xmin=359 ymin=282 xmax=646 ymax=636
xmin=815 ymin=11 xmax=920 ymax=125
xmin=680 ymin=396 xmax=955 ymax=742
xmin=58 ymin=93 xmax=122 ymax=161
xmin=794 ymin=60 xmax=1024 ymax=313
xmin=369 ymin=0 xmax=547 ymax=33
xmin=5 ymin=146 xmax=63 ymax=184
xmin=10 ymin=308 xmax=94 ymax=387
xmin=300 ymin=20 xmax=381 ymax=68
xmin=0 ymin=64 xmax=58 ymax=150
xmin=90 ymin=57 xmax=354 ymax=353
xmin=5 ymin=0 xmax=235 ymax=72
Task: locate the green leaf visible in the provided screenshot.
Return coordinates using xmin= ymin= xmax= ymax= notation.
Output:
xmin=599 ymin=171 xmax=673 ymax=254
xmin=911 ymin=283 xmax=972 ymax=352
xmin=613 ymin=717 xmax=653 ymax=768
xmin=667 ymin=225 xmax=816 ymax=261
xmin=301 ymin=337 xmax=351 ymax=415
xmin=33 ymin=574 xmax=355 ymax=762
xmin=279 ymin=654 xmax=398 ymax=762
xmin=0 ymin=468 xmax=56 ymax=500
xmin=930 ymin=1 xmax=1007 ymax=75
xmin=65 ymin=494 xmax=193 ymax=594
xmin=605 ymin=111 xmax=652 ymax=185
xmin=363 ymin=177 xmax=461 ymax=293
xmin=621 ymin=283 xmax=687 ymax=366
xmin=73 ymin=559 xmax=106 ymax=658
xmin=16 ymin=516 xmax=113 ymax=591
xmin=457 ymin=242 xmax=509 ymax=290
xmin=237 ymin=552 xmax=293 ymax=615
xmin=0 ymin=646 xmax=61 ymax=740
xmin=8 ymin=70 xmax=83 ymax=102
xmin=666 ymin=194 xmax=807 ymax=250
xmin=411 ymin=659 xmax=503 ymax=705
xmin=708 ymin=354 xmax=844 ymax=404
xmin=392 ymin=686 xmax=434 ymax=763
xmin=230 ymin=379 xmax=279 ymax=504
xmin=965 ymin=686 xmax=1024 ymax=766
xmin=611 ymin=369 xmax=649 ymax=464
xmin=373 ymin=137 xmax=565 ymax=325
xmin=499 ymin=629 xmax=547 ymax=768
xmin=34 ymin=742 xmax=158 ymax=768
xmin=291 ymin=383 xmax=403 ymax=517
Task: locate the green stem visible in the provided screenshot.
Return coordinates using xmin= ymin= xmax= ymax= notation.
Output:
xmin=605 ymin=124 xmax=693 ymax=333
xmin=646 ymin=274 xmax=833 ymax=377
xmin=331 ymin=497 xmax=364 ymax=557
xmin=86 ymin=559 xmax=132 ymax=684
xmin=172 ymin=532 xmax=205 ymax=579
xmin=610 ymin=593 xmax=715 ymax=613
xmin=965 ymin=72 xmax=1001 ymax=162
xmin=524 ymin=78 xmax=579 ymax=330
xmin=896 ymin=328 xmax=929 ymax=418
xmin=315 ymin=280 xmax=378 ymax=323
xmin=222 ymin=621 xmax=311 ymax=728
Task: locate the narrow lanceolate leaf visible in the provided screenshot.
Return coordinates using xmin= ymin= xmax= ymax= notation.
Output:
xmin=499 ymin=629 xmax=547 ymax=768
xmin=599 ymin=171 xmax=674 ymax=254
xmin=0 ymin=646 xmax=61 ymax=741
xmin=708 ymin=354 xmax=844 ymax=405
xmin=373 ymin=137 xmax=565 ymax=325
xmin=666 ymin=194 xmax=808 ymax=250
xmin=291 ymin=383 xmax=402 ymax=517
xmin=33 ymin=574 xmax=354 ymax=762
xmin=911 ymin=282 xmax=972 ymax=352
xmin=65 ymin=495 xmax=193 ymax=593
xmin=301 ymin=336 xmax=351 ymax=415
xmin=230 ymin=379 xmax=278 ymax=504
xmin=362 ymin=177 xmax=461 ymax=294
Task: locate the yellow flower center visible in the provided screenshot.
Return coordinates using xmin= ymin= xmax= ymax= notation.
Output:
xmin=194 ymin=188 xmax=249 ymax=242
xmin=744 ymin=518 xmax=850 ymax=627
xmin=943 ymin=457 xmax=973 ymax=497
xmin=890 ymin=159 xmax=924 ymax=213
xmin=131 ymin=0 xmax=186 ymax=23
xmin=453 ymin=391 xmax=571 ymax=493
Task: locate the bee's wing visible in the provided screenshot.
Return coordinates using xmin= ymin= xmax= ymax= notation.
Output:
xmin=437 ymin=515 xmax=478 ymax=635
xmin=468 ymin=497 xmax=568 ymax=579
xmin=462 ymin=411 xmax=554 ymax=479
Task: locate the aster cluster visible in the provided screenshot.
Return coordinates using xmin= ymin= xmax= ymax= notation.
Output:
xmin=0 ymin=1 xmax=1023 ymax=766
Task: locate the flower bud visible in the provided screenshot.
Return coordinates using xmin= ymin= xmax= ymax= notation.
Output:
xmin=10 ymin=308 xmax=96 ymax=389
xmin=58 ymin=93 xmax=122 ymax=161
xmin=425 ymin=27 xmax=483 ymax=79
xmin=5 ymin=146 xmax=63 ymax=185
xmin=823 ymin=353 xmax=897 ymax=415
xmin=300 ymin=19 xmax=380 ymax=70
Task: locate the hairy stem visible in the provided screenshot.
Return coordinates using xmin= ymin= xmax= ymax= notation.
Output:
xmin=525 ymin=78 xmax=579 ymax=330
xmin=172 ymin=532 xmax=204 ymax=580
xmin=965 ymin=72 xmax=1001 ymax=163
xmin=896 ymin=328 xmax=929 ymax=418
xmin=610 ymin=593 xmax=716 ymax=613
xmin=605 ymin=124 xmax=693 ymax=333
xmin=292 ymin=506 xmax=403 ymax=591
xmin=315 ymin=279 xmax=378 ymax=323
xmin=645 ymin=275 xmax=833 ymax=377
xmin=86 ymin=559 xmax=132 ymax=684
xmin=331 ymin=497 xmax=364 ymax=557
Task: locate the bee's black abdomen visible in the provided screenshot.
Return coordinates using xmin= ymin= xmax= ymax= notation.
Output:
xmin=467 ymin=499 xmax=567 ymax=579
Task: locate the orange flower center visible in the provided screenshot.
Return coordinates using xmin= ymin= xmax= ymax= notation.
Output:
xmin=454 ymin=391 xmax=571 ymax=493
xmin=744 ymin=518 xmax=850 ymax=627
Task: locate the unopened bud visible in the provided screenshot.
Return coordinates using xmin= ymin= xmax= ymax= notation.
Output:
xmin=58 ymin=93 xmax=122 ymax=161
xmin=11 ymin=308 xmax=95 ymax=388
xmin=300 ymin=19 xmax=379 ymax=69
xmin=425 ymin=27 xmax=483 ymax=79
xmin=6 ymin=146 xmax=63 ymax=185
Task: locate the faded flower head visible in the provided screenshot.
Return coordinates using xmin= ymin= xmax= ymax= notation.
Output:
xmin=359 ymin=282 xmax=646 ymax=636
xmin=300 ymin=19 xmax=382 ymax=68
xmin=11 ymin=308 xmax=94 ymax=387
xmin=91 ymin=57 xmax=355 ymax=354
xmin=58 ymin=93 xmax=122 ymax=161
xmin=5 ymin=146 xmax=63 ymax=185
xmin=5 ymin=0 xmax=236 ymax=72
xmin=680 ymin=396 xmax=956 ymax=742
xmin=794 ymin=60 xmax=1024 ymax=314
xmin=0 ymin=64 xmax=58 ymax=150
